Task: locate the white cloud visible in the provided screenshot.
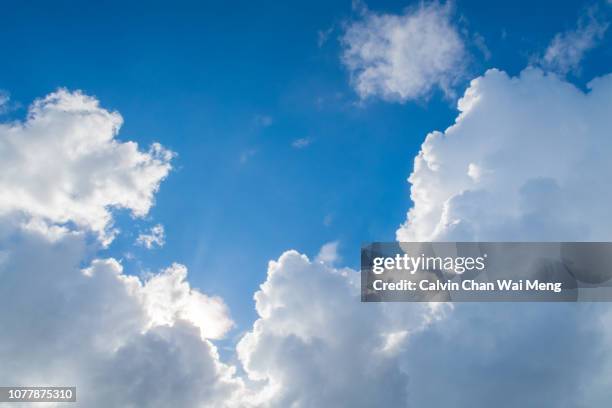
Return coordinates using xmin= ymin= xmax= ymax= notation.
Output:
xmin=0 ymin=89 xmax=173 ymax=244
xmin=236 ymin=67 xmax=612 ymax=407
xmin=315 ymin=240 xmax=340 ymax=264
xmin=538 ymin=9 xmax=608 ymax=75
xmin=237 ymin=250 xmax=441 ymax=407
xmin=5 ymin=72 xmax=612 ymax=407
xmin=397 ymin=67 xmax=612 ymax=242
xmin=0 ymin=89 xmax=246 ymax=407
xmin=390 ymin=67 xmax=612 ymax=405
xmin=291 ymin=137 xmax=312 ymax=149
xmin=341 ymin=2 xmax=467 ymax=102
xmin=398 ymin=302 xmax=612 ymax=407
xmin=0 ymin=217 xmax=245 ymax=407
xmin=142 ymin=263 xmax=234 ymax=340
xmin=137 ymin=223 xmax=166 ymax=249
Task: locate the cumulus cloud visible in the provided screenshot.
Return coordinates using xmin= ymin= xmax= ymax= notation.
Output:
xmin=389 ymin=67 xmax=612 ymax=406
xmin=0 ymin=90 xmax=245 ymax=407
xmin=236 ymin=67 xmax=612 ymax=407
xmin=137 ymin=223 xmax=166 ymax=249
xmin=399 ymin=301 xmax=612 ymax=407
xmin=5 ymin=72 xmax=612 ymax=407
xmin=538 ymin=8 xmax=608 ymax=75
xmin=341 ymin=2 xmax=467 ymax=102
xmin=237 ymin=251 xmax=441 ymax=407
xmin=397 ymin=67 xmax=612 ymax=242
xmin=142 ymin=263 xmax=234 ymax=340
xmin=0 ymin=216 xmax=245 ymax=407
xmin=0 ymin=89 xmax=173 ymax=244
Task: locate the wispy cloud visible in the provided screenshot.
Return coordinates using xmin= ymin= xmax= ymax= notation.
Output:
xmin=317 ymin=26 xmax=334 ymax=47
xmin=537 ymin=7 xmax=608 ymax=75
xmin=473 ymin=32 xmax=491 ymax=60
xmin=240 ymin=148 xmax=258 ymax=163
xmin=291 ymin=137 xmax=312 ymax=149
xmin=136 ymin=224 xmax=166 ymax=249
xmin=0 ymin=91 xmax=21 ymax=114
xmin=254 ymin=114 xmax=273 ymax=127
xmin=0 ymin=91 xmax=9 ymax=113
xmin=315 ymin=241 xmax=341 ymax=265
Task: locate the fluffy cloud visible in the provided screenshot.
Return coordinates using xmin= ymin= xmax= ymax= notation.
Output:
xmin=0 ymin=218 xmax=245 ymax=407
xmin=0 ymin=90 xmax=244 ymax=407
xmin=237 ymin=251 xmax=442 ymax=407
xmin=237 ymin=67 xmax=612 ymax=407
xmin=397 ymin=67 xmax=612 ymax=241
xmin=390 ymin=67 xmax=612 ymax=405
xmin=5 ymin=71 xmax=612 ymax=407
xmin=137 ymin=223 xmax=166 ymax=249
xmin=399 ymin=302 xmax=612 ymax=407
xmin=0 ymin=89 xmax=173 ymax=244
xmin=341 ymin=2 xmax=466 ymax=102
xmin=142 ymin=263 xmax=234 ymax=340
xmin=538 ymin=8 xmax=608 ymax=75
xmin=238 ymin=252 xmax=611 ymax=407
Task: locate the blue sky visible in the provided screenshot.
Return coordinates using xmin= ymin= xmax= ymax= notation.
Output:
xmin=0 ymin=0 xmax=609 ymax=331
xmin=3 ymin=1 xmax=612 ymax=406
